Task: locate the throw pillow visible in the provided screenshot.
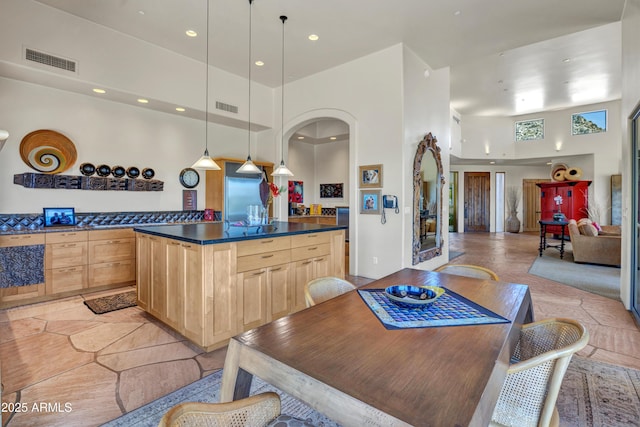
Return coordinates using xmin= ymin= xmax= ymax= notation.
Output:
xmin=592 ymin=221 xmax=602 ymax=232
xmin=578 ymin=223 xmax=598 ymax=237
xmin=577 ymin=218 xmax=592 ymax=227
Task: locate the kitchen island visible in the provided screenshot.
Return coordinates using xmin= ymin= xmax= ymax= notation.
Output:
xmin=134 ymin=221 xmax=346 ymax=351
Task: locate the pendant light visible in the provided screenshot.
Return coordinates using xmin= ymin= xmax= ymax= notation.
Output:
xmin=237 ymin=0 xmax=262 ymax=174
xmin=271 ymin=15 xmax=294 ymax=177
xmin=191 ymin=0 xmax=221 ymax=170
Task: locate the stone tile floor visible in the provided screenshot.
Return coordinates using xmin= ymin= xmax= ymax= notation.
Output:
xmin=0 ymin=231 xmax=638 ymax=426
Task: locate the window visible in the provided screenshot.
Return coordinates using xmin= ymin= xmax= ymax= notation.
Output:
xmin=571 ymin=109 xmax=607 ymax=135
xmin=515 ymin=119 xmax=544 ymax=141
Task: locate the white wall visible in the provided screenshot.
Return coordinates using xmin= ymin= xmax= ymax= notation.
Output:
xmin=620 ymin=0 xmax=640 ymax=309
xmin=402 ymin=46 xmax=451 ymax=270
xmin=0 ymin=77 xmax=249 ymax=213
xmin=461 ymin=100 xmax=622 ymax=225
xmin=285 ymin=138 xmax=349 ymax=207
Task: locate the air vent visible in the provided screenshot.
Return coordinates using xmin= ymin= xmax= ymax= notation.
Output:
xmin=25 ymin=48 xmax=77 ymax=73
xmin=216 ymin=101 xmax=238 ymax=114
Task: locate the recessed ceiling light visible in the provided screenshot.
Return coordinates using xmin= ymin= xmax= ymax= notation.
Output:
xmin=255 ymin=60 xmax=264 ymax=66
xmin=297 ymin=136 xmax=305 ymax=140
xmin=547 ymin=162 xmax=553 ymax=165
xmin=138 ymin=10 xmax=145 ymax=15
xmin=489 ymin=161 xmax=495 ymax=164
xmin=330 ymin=136 xmax=337 ymax=140
xmin=308 ymin=34 xmax=319 ymax=41
xmin=137 ymin=98 xmax=149 ymax=104
xmin=186 ymin=30 xmax=198 ymax=37
xmin=563 ymin=58 xmax=571 ymax=63
xmin=176 ymin=107 xmax=186 ymax=112
xmin=92 ymin=88 xmax=106 ymax=94
xmin=454 ymin=10 xmax=461 ymax=16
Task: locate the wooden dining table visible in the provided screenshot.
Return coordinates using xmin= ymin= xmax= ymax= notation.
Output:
xmin=220 ymin=268 xmax=533 ymax=427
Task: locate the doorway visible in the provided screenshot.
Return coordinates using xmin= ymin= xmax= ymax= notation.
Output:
xmin=522 ymin=179 xmax=550 ymax=232
xmin=464 ymin=172 xmax=490 ymax=232
xmin=631 ymin=103 xmax=640 ymax=323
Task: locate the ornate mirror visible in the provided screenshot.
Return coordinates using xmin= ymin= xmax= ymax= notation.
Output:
xmin=412 ymin=132 xmax=445 ymax=264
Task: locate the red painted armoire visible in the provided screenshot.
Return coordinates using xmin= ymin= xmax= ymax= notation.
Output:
xmin=537 ymin=180 xmax=591 ymax=234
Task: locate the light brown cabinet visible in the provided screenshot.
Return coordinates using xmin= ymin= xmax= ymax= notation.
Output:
xmin=136 ymin=234 xmax=238 ymax=351
xmin=45 ymin=231 xmax=88 ymax=294
xmin=135 ymin=228 xmax=345 ymax=350
xmin=288 ymin=216 xmax=336 ymax=225
xmin=88 ymin=228 xmax=136 ymax=288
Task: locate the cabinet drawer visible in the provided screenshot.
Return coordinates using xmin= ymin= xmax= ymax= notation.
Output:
xmin=45 ymin=241 xmax=88 ymax=269
xmin=88 ymin=228 xmax=135 ymax=241
xmin=88 ymin=238 xmax=135 ymax=264
xmin=290 ymin=243 xmax=330 ymax=262
xmin=45 ymin=231 xmax=88 ymax=244
xmin=46 ymin=266 xmax=87 ymax=294
xmin=88 ymin=260 xmax=136 ymax=287
xmin=236 ymin=236 xmax=290 ymax=256
xmin=237 ymin=249 xmax=291 ymax=273
xmin=0 ymin=234 xmax=45 ymax=247
xmin=291 ymin=232 xmax=330 ymax=248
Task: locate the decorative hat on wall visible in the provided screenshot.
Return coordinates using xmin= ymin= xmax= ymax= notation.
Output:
xmin=19 ymin=129 xmax=77 ymax=174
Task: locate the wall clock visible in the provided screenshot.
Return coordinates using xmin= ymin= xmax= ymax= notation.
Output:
xmin=179 ymin=168 xmax=200 ymax=188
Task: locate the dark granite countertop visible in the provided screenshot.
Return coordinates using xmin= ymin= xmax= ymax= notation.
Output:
xmin=0 ymin=221 xmax=211 ymax=236
xmin=133 ymin=221 xmax=347 ymax=245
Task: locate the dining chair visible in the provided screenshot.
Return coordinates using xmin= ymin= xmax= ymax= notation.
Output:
xmin=490 ymin=318 xmax=589 ymax=427
xmin=304 ymin=276 xmax=357 ymax=307
xmin=434 ymin=264 xmax=500 ymax=281
xmin=158 ymin=391 xmax=312 ymax=427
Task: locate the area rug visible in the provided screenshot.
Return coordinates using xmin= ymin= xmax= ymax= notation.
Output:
xmin=528 ymin=248 xmax=621 ymax=301
xmin=449 ymin=250 xmax=464 ymax=261
xmin=84 ymin=291 xmax=137 ymax=314
xmin=101 ymin=356 xmax=640 ymax=427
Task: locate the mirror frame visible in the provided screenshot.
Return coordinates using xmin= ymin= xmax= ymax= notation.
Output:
xmin=412 ymin=132 xmax=445 ymax=264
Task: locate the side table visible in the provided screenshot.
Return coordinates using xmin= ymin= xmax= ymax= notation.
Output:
xmin=538 ymin=219 xmax=569 ymax=259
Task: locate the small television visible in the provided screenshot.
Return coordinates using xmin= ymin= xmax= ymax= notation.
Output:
xmin=43 ymin=207 xmax=76 ymax=227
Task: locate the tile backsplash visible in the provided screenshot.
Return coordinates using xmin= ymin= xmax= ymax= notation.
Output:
xmin=0 ymin=210 xmax=221 ymax=233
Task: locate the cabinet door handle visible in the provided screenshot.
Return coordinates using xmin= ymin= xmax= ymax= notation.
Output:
xmin=302 ymin=260 xmax=312 ymax=265
xmin=261 ymin=239 xmax=274 ymax=244
xmin=307 ymin=234 xmax=318 ymax=238
xmin=271 ymin=267 xmax=282 ymax=272
xmin=109 ymin=262 xmax=121 ymax=267
xmin=168 ymin=242 xmax=180 ymax=246
xmin=63 ymin=243 xmax=77 ymax=248
xmin=63 ymin=233 xmax=76 ymax=237
xmin=307 ymin=246 xmax=318 ymax=251
xmin=261 ymin=254 xmax=274 ymax=259
xmin=107 ymin=240 xmax=121 ymax=244
xmin=182 ymin=244 xmax=192 ymax=249
xmin=252 ymin=270 xmax=266 ymax=276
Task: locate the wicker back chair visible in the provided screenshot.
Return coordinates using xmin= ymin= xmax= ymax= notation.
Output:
xmin=490 ymin=318 xmax=589 ymax=427
xmin=304 ymin=276 xmax=356 ymax=307
xmin=434 ymin=264 xmax=500 ymax=281
xmin=158 ymin=392 xmax=281 ymax=427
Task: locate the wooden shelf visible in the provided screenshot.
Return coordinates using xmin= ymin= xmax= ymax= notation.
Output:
xmin=13 ymin=172 xmax=164 ymax=191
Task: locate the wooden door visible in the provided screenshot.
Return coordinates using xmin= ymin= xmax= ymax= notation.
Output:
xmin=523 ymin=179 xmax=549 ymax=232
xmin=464 ymin=172 xmax=490 ymax=232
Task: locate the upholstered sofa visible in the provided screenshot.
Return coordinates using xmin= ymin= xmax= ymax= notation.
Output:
xmin=567 ymin=219 xmax=621 ymax=267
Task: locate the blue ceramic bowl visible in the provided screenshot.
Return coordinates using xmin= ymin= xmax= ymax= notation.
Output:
xmin=384 ymin=285 xmax=444 ymax=309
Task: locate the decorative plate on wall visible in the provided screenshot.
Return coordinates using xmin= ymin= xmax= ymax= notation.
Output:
xmin=126 ymin=167 xmax=140 ymax=179
xmin=19 ymin=129 xmax=77 ymax=174
xmin=111 ymin=165 xmax=126 ymax=178
xmin=96 ymin=164 xmax=112 ymax=177
xmin=80 ymin=163 xmax=96 ymax=176
xmin=142 ymin=168 xmax=155 ymax=179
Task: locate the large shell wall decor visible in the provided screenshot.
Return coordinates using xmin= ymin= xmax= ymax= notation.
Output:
xmin=19 ymin=129 xmax=77 ymax=174
xmin=551 ymin=163 xmax=583 ymax=182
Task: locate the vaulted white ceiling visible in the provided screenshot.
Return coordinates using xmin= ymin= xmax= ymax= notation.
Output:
xmin=34 ymin=0 xmax=625 ymax=117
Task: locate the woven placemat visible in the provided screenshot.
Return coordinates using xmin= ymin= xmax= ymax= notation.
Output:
xmin=84 ymin=291 xmax=137 ymax=314
xmin=358 ymin=287 xmax=510 ymax=329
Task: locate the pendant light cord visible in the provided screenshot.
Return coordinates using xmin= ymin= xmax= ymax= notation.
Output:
xmin=247 ymin=0 xmax=253 ymax=157
xmin=204 ymin=0 xmax=210 ymax=154
xmin=280 ymin=16 xmax=287 ymax=161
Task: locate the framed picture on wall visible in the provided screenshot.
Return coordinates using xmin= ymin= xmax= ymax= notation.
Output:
xmin=360 ymin=190 xmax=381 ymax=214
xmin=359 ymin=164 xmax=383 ymax=188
